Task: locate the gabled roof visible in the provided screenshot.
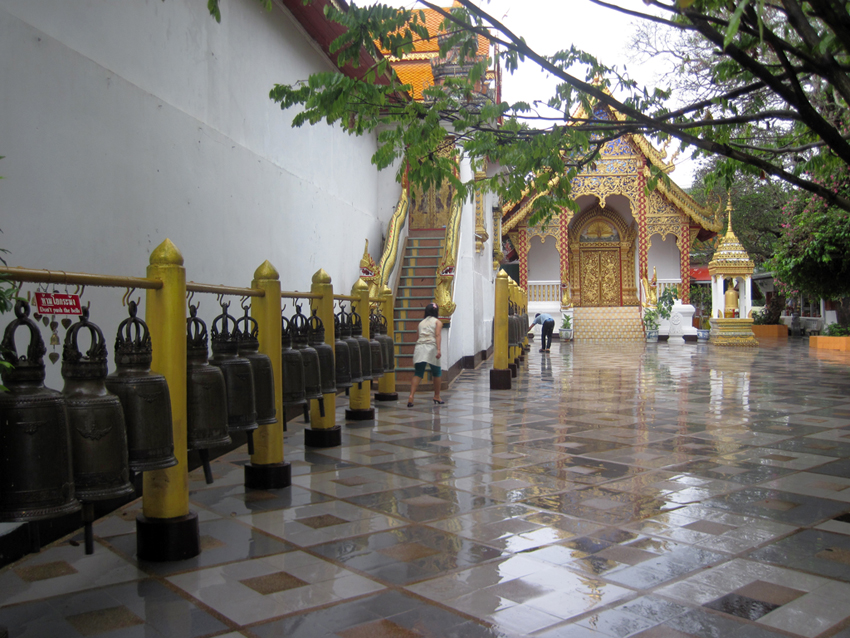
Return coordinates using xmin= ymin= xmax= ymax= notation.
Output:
xmin=501 ymin=99 xmax=722 ymax=233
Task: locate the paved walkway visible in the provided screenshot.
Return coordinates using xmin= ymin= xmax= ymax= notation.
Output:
xmin=4 ymin=339 xmax=850 ymax=637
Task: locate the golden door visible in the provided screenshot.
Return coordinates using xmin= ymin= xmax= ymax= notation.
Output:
xmin=580 ymin=248 xmax=621 ymax=306
xmin=410 ymin=182 xmax=453 ymax=229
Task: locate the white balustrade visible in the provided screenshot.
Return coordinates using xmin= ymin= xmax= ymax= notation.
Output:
xmin=527 ymin=280 xmax=561 ymax=303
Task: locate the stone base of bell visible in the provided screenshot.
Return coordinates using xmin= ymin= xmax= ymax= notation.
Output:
xmin=244 ymin=462 xmax=292 ymax=490
xmin=304 ymin=426 xmax=341 ymax=448
xmin=374 ymin=392 xmax=399 ymax=402
xmin=345 ymin=408 xmax=375 ymax=421
xmin=490 ymin=368 xmax=512 ymax=390
xmin=136 ymin=512 xmax=200 ymax=562
xmin=509 ymin=363 xmax=517 ymax=377
xmin=709 ymin=318 xmax=759 ymax=347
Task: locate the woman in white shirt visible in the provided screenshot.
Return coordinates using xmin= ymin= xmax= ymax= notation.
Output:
xmin=407 ymin=302 xmax=444 ymax=407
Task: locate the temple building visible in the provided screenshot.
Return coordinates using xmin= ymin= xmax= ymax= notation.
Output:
xmin=501 ymin=105 xmax=724 ymax=340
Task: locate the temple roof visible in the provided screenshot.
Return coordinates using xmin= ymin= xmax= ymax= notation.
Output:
xmin=501 ymin=100 xmax=723 ymax=234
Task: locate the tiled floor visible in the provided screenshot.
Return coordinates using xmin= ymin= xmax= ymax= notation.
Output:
xmin=4 ymin=339 xmax=850 ymax=637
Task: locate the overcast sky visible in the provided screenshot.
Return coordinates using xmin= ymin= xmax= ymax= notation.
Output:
xmin=370 ymin=0 xmax=697 ymax=186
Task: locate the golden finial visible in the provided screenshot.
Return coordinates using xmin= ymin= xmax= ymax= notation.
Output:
xmin=253 ymin=260 xmax=279 ymax=281
xmin=312 ymin=268 xmax=331 ymax=284
xmin=149 ymin=238 xmax=184 ymax=266
xmin=726 ymin=195 xmax=733 ymax=234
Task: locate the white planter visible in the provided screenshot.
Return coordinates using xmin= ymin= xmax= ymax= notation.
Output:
xmin=645 ymin=329 xmax=659 ymax=343
xmin=559 ymin=328 xmax=573 ymax=341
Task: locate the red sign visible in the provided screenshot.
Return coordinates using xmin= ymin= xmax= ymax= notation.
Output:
xmin=34 ymin=293 xmax=82 ymax=315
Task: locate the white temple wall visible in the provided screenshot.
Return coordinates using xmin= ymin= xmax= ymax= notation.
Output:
xmin=527 ymin=236 xmax=560 ymax=281
xmin=0 ymin=0 xmax=391 ymax=388
xmin=647 ymin=235 xmax=681 ymax=284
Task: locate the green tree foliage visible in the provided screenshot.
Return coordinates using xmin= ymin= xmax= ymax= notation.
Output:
xmin=219 ymin=0 xmax=850 ymax=225
xmin=689 ymin=159 xmax=790 ymax=265
xmin=768 ymin=163 xmax=850 ymax=326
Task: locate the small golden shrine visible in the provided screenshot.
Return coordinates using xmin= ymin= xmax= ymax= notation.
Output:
xmin=708 ymin=201 xmax=758 ymax=347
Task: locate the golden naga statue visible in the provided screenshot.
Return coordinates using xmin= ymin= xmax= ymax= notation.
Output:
xmin=641 ymin=267 xmax=658 ymax=308
xmin=359 ymin=240 xmax=380 ymax=297
xmin=434 ymin=264 xmax=456 ymax=317
xmin=560 ymin=282 xmax=573 ymax=309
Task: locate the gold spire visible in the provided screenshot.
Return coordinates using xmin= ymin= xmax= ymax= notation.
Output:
xmin=708 ymin=197 xmax=753 ymax=276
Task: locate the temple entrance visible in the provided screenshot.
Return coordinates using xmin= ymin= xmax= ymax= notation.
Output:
xmin=579 ymin=247 xmax=621 ymax=306
xmin=409 ymin=182 xmax=453 ymax=229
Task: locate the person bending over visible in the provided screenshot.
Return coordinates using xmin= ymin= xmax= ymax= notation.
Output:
xmin=531 ymin=312 xmax=556 ymax=353
xmin=407 ymin=302 xmax=444 ymax=406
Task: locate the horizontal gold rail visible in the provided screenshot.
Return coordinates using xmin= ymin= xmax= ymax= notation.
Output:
xmin=0 ymin=266 xmax=162 ymax=290
xmin=333 ymin=294 xmax=359 ymax=302
xmin=281 ymin=291 xmax=321 ymax=300
xmin=186 ymin=282 xmax=263 ymax=297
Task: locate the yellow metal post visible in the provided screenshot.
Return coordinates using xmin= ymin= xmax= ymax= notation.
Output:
xmin=508 ymin=279 xmax=519 ymax=369
xmin=245 ymin=261 xmax=291 ymax=489
xmin=306 ymin=269 xmax=342 ymax=447
xmin=138 ymin=239 xmax=199 ymax=561
xmin=490 ymin=270 xmax=511 ymax=390
xmin=375 ymin=284 xmax=398 ymax=401
xmin=522 ymin=288 xmax=529 ymax=351
xmin=346 ymin=278 xmax=375 ymax=420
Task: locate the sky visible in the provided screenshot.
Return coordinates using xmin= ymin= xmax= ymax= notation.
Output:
xmin=369 ymin=0 xmax=698 ymax=187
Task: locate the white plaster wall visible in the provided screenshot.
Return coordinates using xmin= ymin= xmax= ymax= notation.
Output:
xmin=0 ymin=0 xmax=393 ymax=387
xmin=444 ymin=156 xmax=496 ymax=369
xmin=647 ymin=236 xmax=681 ymax=280
xmin=527 ymin=236 xmax=560 ymax=281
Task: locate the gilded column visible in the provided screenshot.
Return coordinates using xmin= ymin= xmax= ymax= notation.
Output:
xmin=679 ymin=217 xmax=691 ymax=304
xmin=517 ymin=227 xmax=529 ymax=289
xmin=139 ymin=238 xmax=199 ymax=561
xmin=558 ymin=213 xmax=571 ymax=308
xmin=637 ymin=158 xmax=649 ymax=278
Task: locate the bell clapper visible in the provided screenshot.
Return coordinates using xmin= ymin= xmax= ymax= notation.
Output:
xmin=199 ymin=449 xmax=214 ymax=485
xmin=82 ymin=502 xmax=95 ymax=555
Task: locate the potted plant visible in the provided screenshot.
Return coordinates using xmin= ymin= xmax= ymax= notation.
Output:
xmin=697 ymin=316 xmax=710 ymax=341
xmin=643 ymin=308 xmax=660 ymax=342
xmin=559 ymin=314 xmax=573 ymax=341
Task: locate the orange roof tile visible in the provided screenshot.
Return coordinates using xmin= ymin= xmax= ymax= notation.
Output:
xmin=394 ymin=61 xmax=435 ymax=100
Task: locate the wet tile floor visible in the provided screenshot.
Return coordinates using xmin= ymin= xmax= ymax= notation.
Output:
xmin=4 ymin=339 xmax=850 ymax=637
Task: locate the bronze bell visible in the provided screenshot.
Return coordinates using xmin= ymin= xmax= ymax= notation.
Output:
xmin=105 ymin=301 xmax=177 ymax=473
xmin=235 ymin=305 xmax=276 ymax=427
xmin=339 ymin=308 xmax=363 ymax=387
xmin=186 ymin=305 xmax=231 ymax=485
xmin=280 ymin=314 xmax=307 ymax=410
xmin=349 ymin=310 xmax=373 ymax=381
xmin=0 ymin=300 xmax=79 ymax=522
xmin=209 ymin=303 xmax=258 ymax=455
xmin=308 ymin=309 xmax=336 ymax=396
xmin=367 ymin=313 xmax=384 ymax=379
xmin=62 ymin=307 xmax=135 ymax=503
xmin=333 ymin=310 xmax=352 ymax=391
xmin=290 ymin=305 xmax=323 ymax=402
xmin=373 ymin=313 xmax=395 ymax=372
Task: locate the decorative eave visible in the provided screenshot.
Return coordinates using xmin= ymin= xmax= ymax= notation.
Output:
xmin=501 ymin=94 xmax=723 ymax=234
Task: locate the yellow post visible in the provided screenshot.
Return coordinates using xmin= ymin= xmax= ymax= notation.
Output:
xmin=490 ymin=270 xmax=511 ymax=390
xmin=245 ymin=261 xmax=291 ymax=489
xmin=306 ymin=269 xmax=342 ymax=447
xmin=508 ymin=279 xmax=519 ymax=367
xmin=346 ymin=278 xmax=375 ymax=420
xmin=138 ymin=238 xmax=199 ymax=561
xmin=522 ymin=288 xmax=529 ymax=351
xmin=375 ymin=284 xmax=398 ymax=401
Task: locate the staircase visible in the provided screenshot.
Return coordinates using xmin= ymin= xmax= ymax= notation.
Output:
xmin=573 ymin=306 xmax=645 ymax=341
xmin=393 ymin=230 xmax=444 ymax=390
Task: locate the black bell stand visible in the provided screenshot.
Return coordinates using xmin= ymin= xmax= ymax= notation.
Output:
xmin=489 ymin=368 xmax=512 ymax=390
xmin=344 ymin=407 xmax=375 ymax=420
xmin=244 ymin=462 xmax=291 ymax=490
xmin=375 ymin=392 xmax=399 ymax=401
xmin=304 ymin=425 xmax=341 ymax=448
xmin=136 ymin=512 xmax=200 ymax=562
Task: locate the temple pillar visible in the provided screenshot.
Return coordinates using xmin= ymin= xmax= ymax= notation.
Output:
xmin=517 ymin=227 xmax=529 ymax=289
xmin=679 ymin=216 xmax=691 ymax=304
xmin=637 ymin=159 xmax=649 ymax=278
xmin=558 ymin=214 xmax=571 ymax=307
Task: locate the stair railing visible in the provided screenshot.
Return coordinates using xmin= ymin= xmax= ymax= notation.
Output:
xmin=377 ymin=188 xmax=410 ymax=292
xmin=434 ymin=193 xmax=463 ymax=321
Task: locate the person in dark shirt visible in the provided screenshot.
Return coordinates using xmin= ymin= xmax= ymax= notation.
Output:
xmin=531 ymin=313 xmax=556 ymax=353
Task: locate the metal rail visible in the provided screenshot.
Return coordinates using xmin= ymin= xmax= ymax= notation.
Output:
xmin=281 ymin=291 xmax=321 ymax=300
xmin=186 ymin=282 xmax=263 ymax=297
xmin=0 ymin=266 xmax=163 ymax=290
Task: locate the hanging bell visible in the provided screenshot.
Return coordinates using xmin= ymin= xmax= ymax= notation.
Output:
xmin=209 ymin=303 xmax=258 ymax=455
xmin=281 ymin=315 xmax=307 ymax=409
xmin=373 ymin=313 xmax=395 ymax=372
xmin=339 ymin=308 xmax=363 ymax=387
xmin=308 ymin=309 xmax=337 ymax=396
xmin=62 ymin=307 xmax=134 ymax=503
xmin=236 ymin=305 xmax=276 ymax=426
xmin=0 ymin=301 xmax=79 ymax=522
xmin=368 ymin=313 xmax=385 ymax=379
xmin=105 ymin=301 xmax=177 ymax=473
xmin=290 ymin=305 xmax=323 ymax=402
xmin=333 ymin=310 xmax=352 ymax=391
xmin=186 ymin=305 xmax=231 ymax=484
xmin=349 ymin=310 xmax=372 ymax=382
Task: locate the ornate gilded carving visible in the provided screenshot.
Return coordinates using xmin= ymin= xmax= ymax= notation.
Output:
xmin=641 ymin=267 xmax=658 ymax=308
xmin=434 ymin=192 xmax=463 ymax=318
xmin=474 ymin=171 xmax=489 ymax=253
xmin=377 ymin=188 xmax=410 ymax=289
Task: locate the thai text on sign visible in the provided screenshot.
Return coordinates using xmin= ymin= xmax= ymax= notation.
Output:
xmin=34 ymin=293 xmax=82 ymax=315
